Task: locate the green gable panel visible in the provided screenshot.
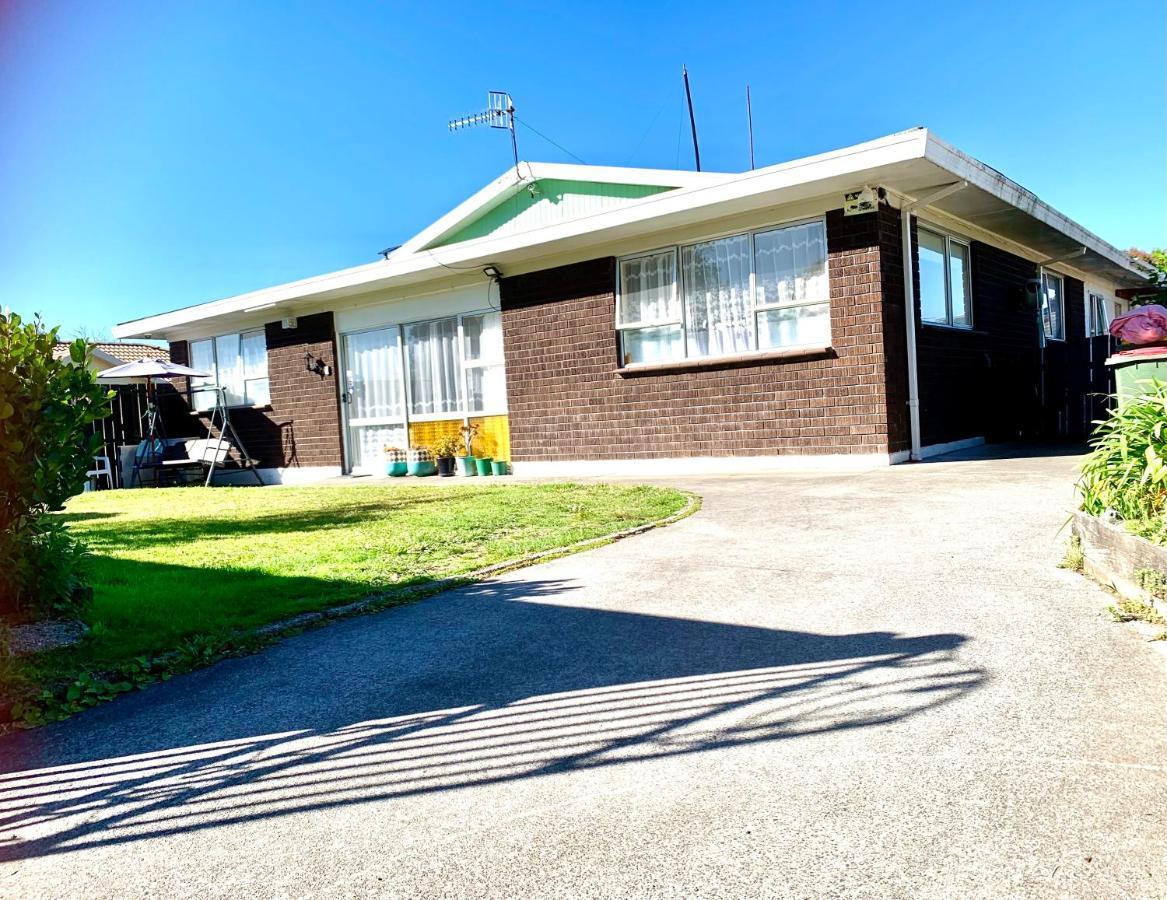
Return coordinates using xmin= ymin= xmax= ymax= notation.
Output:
xmin=431 ymin=179 xmax=676 ymax=247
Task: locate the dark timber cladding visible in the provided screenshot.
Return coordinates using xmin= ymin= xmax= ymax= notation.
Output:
xmin=499 ymin=209 xmax=902 ymax=462
xmin=168 ymin=312 xmax=344 ymax=470
xmin=909 ymin=220 xmax=1100 ymax=446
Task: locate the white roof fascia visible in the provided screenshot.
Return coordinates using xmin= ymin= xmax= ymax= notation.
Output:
xmin=922 ymin=133 xmax=1143 ymax=281
xmin=113 ymin=130 xmax=928 ymax=339
xmin=116 ymin=127 xmax=1139 ymax=338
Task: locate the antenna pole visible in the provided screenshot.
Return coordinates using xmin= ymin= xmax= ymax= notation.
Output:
xmin=506 ymin=98 xmax=519 ymax=174
xmin=682 ymin=65 xmax=700 ymax=172
xmin=746 ymin=85 xmax=755 ymax=170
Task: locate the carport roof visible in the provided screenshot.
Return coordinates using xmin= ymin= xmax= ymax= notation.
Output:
xmin=114 ymin=128 xmax=1145 ymax=340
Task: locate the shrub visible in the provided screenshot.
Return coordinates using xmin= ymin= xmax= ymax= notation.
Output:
xmin=1078 ymin=383 xmax=1167 ymax=540
xmin=0 ymin=313 xmax=111 ymax=619
xmin=430 ymin=434 xmax=462 ymax=460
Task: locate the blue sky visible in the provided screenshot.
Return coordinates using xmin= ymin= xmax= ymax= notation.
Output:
xmin=1 ymin=0 xmax=1163 ymax=337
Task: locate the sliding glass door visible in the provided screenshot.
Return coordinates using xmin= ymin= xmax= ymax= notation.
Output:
xmin=340 ymin=311 xmax=508 ymax=473
xmin=342 ymin=327 xmax=406 ymax=472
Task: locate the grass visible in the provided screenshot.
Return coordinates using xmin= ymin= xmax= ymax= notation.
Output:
xmin=5 ymin=482 xmax=690 ymax=718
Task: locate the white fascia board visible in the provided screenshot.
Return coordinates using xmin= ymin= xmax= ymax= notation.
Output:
xmin=922 ymin=134 xmax=1143 ymax=282
xmin=114 ymin=131 xmax=928 ymax=340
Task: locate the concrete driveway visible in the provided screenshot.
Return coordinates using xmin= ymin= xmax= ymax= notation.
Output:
xmin=1 ymin=446 xmax=1165 ymax=898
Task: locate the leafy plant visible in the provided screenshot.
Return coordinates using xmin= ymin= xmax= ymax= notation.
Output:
xmin=0 ymin=313 xmax=111 ymax=619
xmin=1136 ymin=568 xmax=1167 ymax=599
xmin=430 ymin=434 xmax=462 ymax=460
xmin=1107 ymin=597 xmax=1166 ymax=626
xmin=1128 ymin=247 xmax=1167 ymax=306
xmin=460 ymin=423 xmax=480 ymax=457
xmin=1078 ymin=383 xmax=1167 ymax=541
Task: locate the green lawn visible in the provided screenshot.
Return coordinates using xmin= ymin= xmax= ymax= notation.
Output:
xmin=7 ymin=482 xmax=689 ymax=717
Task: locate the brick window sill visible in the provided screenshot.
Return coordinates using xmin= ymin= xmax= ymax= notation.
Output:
xmin=616 ymin=344 xmax=834 ymax=378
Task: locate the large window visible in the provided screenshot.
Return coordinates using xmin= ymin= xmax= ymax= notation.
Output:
xmin=616 ymin=219 xmax=830 ymax=366
xmin=918 ymin=227 xmax=971 ymax=328
xmin=400 ymin=312 xmax=506 ymax=418
xmin=1041 ymin=272 xmax=1065 ymax=341
xmin=188 ymin=329 xmax=269 ymax=410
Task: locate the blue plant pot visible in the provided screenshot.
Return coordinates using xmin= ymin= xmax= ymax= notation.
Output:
xmin=407 ymin=460 xmax=436 ymax=477
xmin=385 ymin=461 xmax=408 ymax=477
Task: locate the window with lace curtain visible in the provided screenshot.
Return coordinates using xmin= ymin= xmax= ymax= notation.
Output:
xmin=616 ymin=218 xmax=830 ymax=366
xmin=188 ymin=329 xmax=269 ymax=410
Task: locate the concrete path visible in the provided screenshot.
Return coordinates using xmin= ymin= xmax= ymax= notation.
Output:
xmin=2 ymin=447 xmax=1165 ymax=898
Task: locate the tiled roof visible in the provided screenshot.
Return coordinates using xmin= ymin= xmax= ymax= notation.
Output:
xmin=53 ymin=341 xmax=169 ymax=363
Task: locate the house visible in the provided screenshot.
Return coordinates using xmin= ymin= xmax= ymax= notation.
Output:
xmin=112 ymin=128 xmax=1145 ymax=481
xmin=53 ymin=340 xmax=169 ymax=378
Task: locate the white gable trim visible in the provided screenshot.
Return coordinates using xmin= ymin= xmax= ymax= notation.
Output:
xmin=393 ymin=162 xmax=730 ymax=257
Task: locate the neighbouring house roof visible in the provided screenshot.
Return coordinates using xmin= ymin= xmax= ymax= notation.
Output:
xmin=54 ymin=340 xmax=170 ymax=367
xmin=113 ymin=128 xmax=1147 ymax=341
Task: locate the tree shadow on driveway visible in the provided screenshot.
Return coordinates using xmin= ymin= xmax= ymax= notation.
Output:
xmin=0 ymin=577 xmax=985 ymax=862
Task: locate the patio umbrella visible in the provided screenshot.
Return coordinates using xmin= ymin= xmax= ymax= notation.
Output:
xmin=97 ymin=359 xmax=212 ymax=483
xmin=96 ymin=358 xmax=209 ymax=380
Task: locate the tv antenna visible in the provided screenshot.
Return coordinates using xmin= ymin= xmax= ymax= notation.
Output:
xmin=449 ymin=91 xmax=519 ymax=175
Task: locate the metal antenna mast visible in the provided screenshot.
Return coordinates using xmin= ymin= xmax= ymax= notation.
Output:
xmin=682 ymin=65 xmax=700 ymax=171
xmin=746 ymin=85 xmax=756 ymax=170
xmin=449 ymin=91 xmax=519 ymax=175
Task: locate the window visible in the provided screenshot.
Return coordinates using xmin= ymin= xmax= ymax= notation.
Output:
xmin=616 ymin=250 xmax=683 ymax=364
xmin=753 ymin=220 xmax=831 ymax=349
xmin=1041 ymin=272 xmax=1065 ymax=341
xmin=462 ymin=312 xmax=506 ymax=413
xmin=616 ymin=219 xmax=830 ymax=366
xmin=404 ymin=317 xmax=461 ymax=416
xmin=918 ymin=227 xmax=971 ymax=328
xmin=1088 ymin=291 xmax=1114 ymax=337
xmin=398 ymin=311 xmax=507 ymax=418
xmin=188 ymin=329 xmax=269 ymax=410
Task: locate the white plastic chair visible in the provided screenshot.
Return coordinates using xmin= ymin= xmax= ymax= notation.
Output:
xmin=86 ymin=455 xmax=114 ymax=491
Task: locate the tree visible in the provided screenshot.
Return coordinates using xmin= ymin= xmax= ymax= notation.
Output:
xmin=0 ymin=313 xmax=112 ymax=619
xmin=1128 ymin=248 xmax=1167 ymax=305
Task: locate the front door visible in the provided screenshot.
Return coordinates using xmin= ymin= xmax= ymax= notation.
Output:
xmin=342 ymin=327 xmax=407 ymax=473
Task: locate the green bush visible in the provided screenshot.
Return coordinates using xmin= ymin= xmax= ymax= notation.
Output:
xmin=1079 ymin=382 xmax=1167 ymax=542
xmin=0 ymin=313 xmax=111 ymax=619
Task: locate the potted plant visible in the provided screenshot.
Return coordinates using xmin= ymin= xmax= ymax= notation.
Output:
xmin=458 ymin=423 xmax=480 ymax=476
xmin=491 ymin=459 xmax=509 ymax=476
xmin=475 ymin=454 xmax=494 ymax=476
xmin=383 ymin=445 xmax=407 ymax=477
xmin=431 ymin=434 xmax=461 ymax=477
xmin=406 ymin=447 xmax=435 ymax=477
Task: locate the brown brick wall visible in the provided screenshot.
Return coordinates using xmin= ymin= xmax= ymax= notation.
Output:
xmin=499 ymin=209 xmax=896 ymax=461
xmin=167 ymin=311 xmax=343 ymax=469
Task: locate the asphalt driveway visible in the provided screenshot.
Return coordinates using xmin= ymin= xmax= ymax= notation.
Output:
xmin=1 ymin=446 xmax=1165 ymax=898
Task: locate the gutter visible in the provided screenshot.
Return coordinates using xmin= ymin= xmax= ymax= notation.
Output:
xmin=899 ymin=182 xmax=967 ymax=461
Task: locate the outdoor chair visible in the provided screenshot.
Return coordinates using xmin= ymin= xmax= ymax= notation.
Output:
xmin=84 ymin=455 xmax=114 ymax=491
